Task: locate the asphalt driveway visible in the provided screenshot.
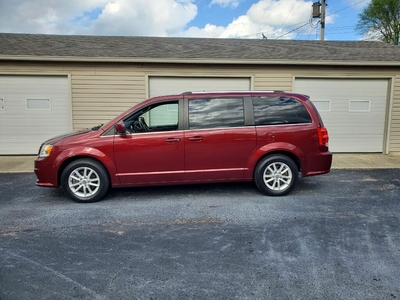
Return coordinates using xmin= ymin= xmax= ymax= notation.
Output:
xmin=1 ymin=170 xmax=400 ymax=299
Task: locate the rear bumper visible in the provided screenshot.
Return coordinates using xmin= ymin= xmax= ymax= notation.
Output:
xmin=302 ymin=151 xmax=332 ymax=177
xmin=34 ymin=157 xmax=59 ymax=188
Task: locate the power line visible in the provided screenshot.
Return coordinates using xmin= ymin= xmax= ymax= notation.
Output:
xmin=277 ymin=0 xmax=300 ymax=31
xmin=304 ymin=26 xmax=318 ymax=40
xmin=326 ymin=31 xmax=358 ymax=35
xmin=283 ymin=19 xmax=314 ymax=29
xmin=236 ymin=19 xmax=312 ymax=39
xmin=233 ymin=0 xmax=368 ymax=41
xmin=221 ymin=0 xmax=370 ymax=41
xmin=274 ymin=22 xmax=310 ymax=39
xmin=297 ymin=14 xmax=317 ymax=39
xmin=329 ymin=25 xmax=356 ymax=29
xmin=327 ymin=0 xmax=369 ymax=16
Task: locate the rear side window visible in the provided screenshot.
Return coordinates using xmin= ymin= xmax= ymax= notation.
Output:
xmin=188 ymin=97 xmax=244 ymax=129
xmin=252 ymin=96 xmax=311 ymax=125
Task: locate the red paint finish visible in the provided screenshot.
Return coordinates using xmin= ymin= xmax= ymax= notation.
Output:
xmin=184 ymin=127 xmax=257 ymax=181
xmin=34 ymin=91 xmax=332 ymax=195
xmin=113 ymin=131 xmax=185 ymax=184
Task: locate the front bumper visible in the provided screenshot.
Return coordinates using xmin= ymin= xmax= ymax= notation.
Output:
xmin=34 ymin=157 xmax=59 ymax=188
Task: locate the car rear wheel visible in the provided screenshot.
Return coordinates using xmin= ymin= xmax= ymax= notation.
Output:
xmin=61 ymin=159 xmax=109 ymax=203
xmin=254 ymin=155 xmax=298 ymax=196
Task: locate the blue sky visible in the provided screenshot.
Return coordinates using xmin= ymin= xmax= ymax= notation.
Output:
xmin=0 ymin=0 xmax=371 ymax=40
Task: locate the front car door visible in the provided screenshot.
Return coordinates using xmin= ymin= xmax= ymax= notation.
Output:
xmin=184 ymin=96 xmax=256 ymax=181
xmin=113 ymin=99 xmax=185 ymax=185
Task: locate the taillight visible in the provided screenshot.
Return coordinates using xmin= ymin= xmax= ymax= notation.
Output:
xmin=318 ymin=127 xmax=329 ymax=146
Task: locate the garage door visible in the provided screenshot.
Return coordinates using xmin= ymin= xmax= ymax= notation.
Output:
xmin=149 ymin=77 xmax=251 ymax=97
xmin=294 ymin=78 xmax=388 ymax=152
xmin=0 ymin=75 xmax=72 ymax=155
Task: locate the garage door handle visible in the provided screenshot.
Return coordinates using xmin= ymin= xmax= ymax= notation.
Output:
xmin=188 ymin=136 xmax=203 ymax=142
xmin=165 ymin=138 xmax=181 ymax=143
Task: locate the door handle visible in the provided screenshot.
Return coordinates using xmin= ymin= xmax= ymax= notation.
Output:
xmin=165 ymin=138 xmax=181 ymax=143
xmin=188 ymin=136 xmax=203 ymax=142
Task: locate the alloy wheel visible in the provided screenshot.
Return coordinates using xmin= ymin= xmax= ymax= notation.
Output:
xmin=263 ymin=162 xmax=293 ymax=191
xmin=68 ymin=166 xmax=100 ymax=198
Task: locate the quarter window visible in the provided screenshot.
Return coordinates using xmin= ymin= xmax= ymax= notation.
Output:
xmin=252 ymin=96 xmax=311 ymax=125
xmin=188 ymin=97 xmax=244 ymax=130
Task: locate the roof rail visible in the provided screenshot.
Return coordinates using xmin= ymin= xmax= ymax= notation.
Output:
xmin=179 ymin=90 xmax=287 ymax=95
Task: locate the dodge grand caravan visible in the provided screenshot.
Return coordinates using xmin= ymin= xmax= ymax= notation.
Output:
xmin=35 ymin=91 xmax=332 ymax=203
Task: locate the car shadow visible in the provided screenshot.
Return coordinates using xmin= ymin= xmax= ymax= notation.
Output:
xmin=105 ymin=177 xmax=327 ymax=201
xmin=107 ymin=182 xmax=259 ymax=200
xmin=39 ymin=176 xmax=328 ymax=203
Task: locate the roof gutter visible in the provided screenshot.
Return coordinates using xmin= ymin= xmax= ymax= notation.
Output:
xmin=1 ymin=55 xmax=400 ymax=67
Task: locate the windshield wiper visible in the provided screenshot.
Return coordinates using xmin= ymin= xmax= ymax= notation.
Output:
xmin=91 ymin=124 xmax=103 ymax=131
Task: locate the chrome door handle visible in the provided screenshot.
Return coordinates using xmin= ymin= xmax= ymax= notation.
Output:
xmin=188 ymin=136 xmax=203 ymax=142
xmin=165 ymin=138 xmax=181 ymax=143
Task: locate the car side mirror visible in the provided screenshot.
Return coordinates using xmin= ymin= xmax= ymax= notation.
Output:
xmin=115 ymin=121 xmax=126 ymax=135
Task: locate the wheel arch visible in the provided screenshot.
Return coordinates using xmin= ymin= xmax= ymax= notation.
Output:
xmin=253 ymin=151 xmax=301 ymax=178
xmin=53 ymin=147 xmax=118 ymax=187
xmin=57 ymin=156 xmax=112 ymax=188
xmin=245 ymin=144 xmax=303 ymax=180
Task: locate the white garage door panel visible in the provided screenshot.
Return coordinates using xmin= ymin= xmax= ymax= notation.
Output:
xmin=149 ymin=77 xmax=251 ymax=97
xmin=0 ymin=76 xmax=71 ymax=154
xmin=294 ymin=78 xmax=388 ymax=153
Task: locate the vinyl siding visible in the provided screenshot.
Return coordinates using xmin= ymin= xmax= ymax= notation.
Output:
xmin=253 ymin=73 xmax=292 ymax=92
xmin=0 ymin=61 xmax=400 ymax=152
xmin=71 ymin=69 xmax=145 ymax=129
xmin=390 ymin=75 xmax=400 ymax=151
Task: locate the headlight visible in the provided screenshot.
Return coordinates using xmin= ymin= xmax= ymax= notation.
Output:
xmin=39 ymin=144 xmax=53 ymax=157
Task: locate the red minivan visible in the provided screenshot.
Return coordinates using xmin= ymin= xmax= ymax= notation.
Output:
xmin=35 ymin=91 xmax=332 ymax=203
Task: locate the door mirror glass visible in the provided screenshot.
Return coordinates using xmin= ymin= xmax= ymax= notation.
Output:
xmin=115 ymin=121 xmax=126 ymax=135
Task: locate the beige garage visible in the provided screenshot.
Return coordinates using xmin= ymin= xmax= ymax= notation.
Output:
xmin=149 ymin=76 xmax=251 ymax=97
xmin=0 ymin=33 xmax=400 ymax=155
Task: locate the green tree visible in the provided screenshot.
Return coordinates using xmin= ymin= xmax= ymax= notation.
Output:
xmin=357 ymin=0 xmax=400 ymax=44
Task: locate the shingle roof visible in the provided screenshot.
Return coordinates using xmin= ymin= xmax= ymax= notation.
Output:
xmin=1 ymin=33 xmax=400 ymax=65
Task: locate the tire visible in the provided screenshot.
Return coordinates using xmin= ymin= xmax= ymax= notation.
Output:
xmin=61 ymin=159 xmax=110 ymax=203
xmin=254 ymin=155 xmax=298 ymax=196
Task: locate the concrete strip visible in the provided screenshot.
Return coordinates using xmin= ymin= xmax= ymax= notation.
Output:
xmin=0 ymin=156 xmax=36 ymax=173
xmin=331 ymin=153 xmax=400 ymax=169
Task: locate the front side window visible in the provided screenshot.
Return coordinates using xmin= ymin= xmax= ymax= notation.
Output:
xmin=124 ymin=101 xmax=179 ymax=133
xmin=252 ymin=96 xmax=311 ymax=126
xmin=188 ymin=97 xmax=244 ymax=130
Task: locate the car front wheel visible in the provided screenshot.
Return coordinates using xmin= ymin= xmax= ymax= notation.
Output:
xmin=61 ymin=159 xmax=109 ymax=203
xmin=254 ymin=155 xmax=298 ymax=196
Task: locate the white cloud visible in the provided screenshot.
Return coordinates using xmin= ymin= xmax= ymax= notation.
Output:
xmin=181 ymin=15 xmax=293 ymax=39
xmin=87 ymin=0 xmax=197 ymax=36
xmin=0 ymin=0 xmax=107 ymax=34
xmin=0 ymin=0 xmax=333 ymax=39
xmin=210 ymin=0 xmax=242 ymax=8
xmin=0 ymin=0 xmax=197 ymax=36
xmin=182 ymin=0 xmax=319 ymax=39
xmin=247 ymin=0 xmax=313 ymax=26
xmin=359 ymin=29 xmax=381 ymax=42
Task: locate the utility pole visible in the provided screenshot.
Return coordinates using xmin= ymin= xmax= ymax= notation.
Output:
xmin=320 ymin=0 xmax=326 ymax=41
xmin=312 ymin=1 xmax=327 ymax=41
